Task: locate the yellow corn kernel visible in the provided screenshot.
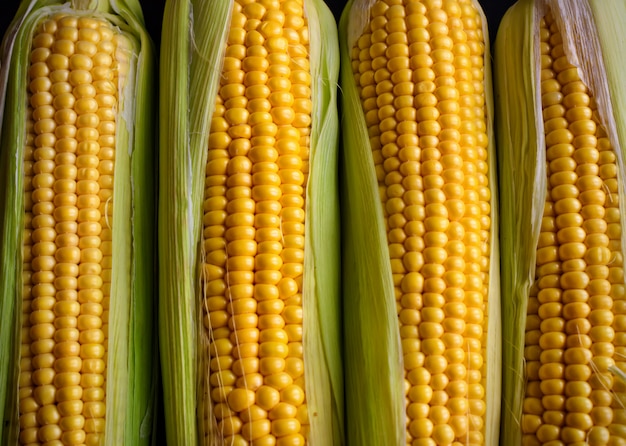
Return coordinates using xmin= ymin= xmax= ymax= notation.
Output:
xmin=200 ymin=0 xmax=312 ymax=443
xmin=13 ymin=11 xmax=128 ymax=446
xmin=15 ymin=14 xmax=125 ymax=443
xmin=517 ymin=10 xmax=626 ymax=442
xmin=160 ymin=0 xmax=341 ymax=443
xmin=496 ymin=1 xmax=626 ymax=445
xmin=343 ymin=0 xmax=496 ymax=444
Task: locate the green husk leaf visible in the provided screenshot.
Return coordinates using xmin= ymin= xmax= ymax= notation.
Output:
xmin=494 ymin=2 xmax=539 ymax=443
xmin=302 ymin=1 xmax=343 ymax=444
xmin=158 ymin=0 xmax=230 ymax=443
xmin=107 ymin=1 xmax=158 ymax=444
xmin=480 ymin=3 xmax=503 ymax=443
xmin=496 ymin=1 xmax=626 ymax=444
xmin=588 ymin=1 xmax=626 ymax=167
xmin=340 ymin=1 xmax=500 ymax=444
xmin=159 ymin=1 xmax=342 ymax=444
xmin=339 ymin=1 xmax=405 ymax=444
xmin=157 ymin=0 xmax=195 ymax=443
xmin=0 ymin=1 xmax=157 ymax=444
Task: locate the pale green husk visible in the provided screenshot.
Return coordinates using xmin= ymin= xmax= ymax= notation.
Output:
xmin=339 ymin=1 xmax=405 ymax=444
xmin=158 ymin=1 xmax=343 ymax=444
xmin=0 ymin=1 xmax=157 ymax=444
xmin=339 ymin=0 xmax=501 ymax=445
xmin=494 ymin=2 xmax=539 ymax=443
xmin=495 ymin=1 xmax=626 ymax=444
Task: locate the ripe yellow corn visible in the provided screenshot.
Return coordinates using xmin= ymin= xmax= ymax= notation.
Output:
xmin=0 ymin=1 xmax=156 ymax=444
xmin=496 ymin=0 xmax=626 ymax=444
xmin=158 ymin=0 xmax=343 ymax=445
xmin=339 ymin=0 xmax=500 ymax=444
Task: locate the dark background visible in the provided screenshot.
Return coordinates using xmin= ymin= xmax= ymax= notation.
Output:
xmin=1 ymin=1 xmax=515 ymax=49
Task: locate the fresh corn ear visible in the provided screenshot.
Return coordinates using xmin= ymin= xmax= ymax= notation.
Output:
xmin=0 ymin=0 xmax=157 ymax=444
xmin=496 ymin=0 xmax=626 ymax=444
xmin=158 ymin=0 xmax=343 ymax=445
xmin=339 ymin=0 xmax=500 ymax=444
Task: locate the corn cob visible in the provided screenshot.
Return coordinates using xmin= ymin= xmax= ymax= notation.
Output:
xmin=339 ymin=0 xmax=500 ymax=444
xmin=158 ymin=1 xmax=343 ymax=445
xmin=496 ymin=0 xmax=626 ymax=444
xmin=0 ymin=1 xmax=157 ymax=444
